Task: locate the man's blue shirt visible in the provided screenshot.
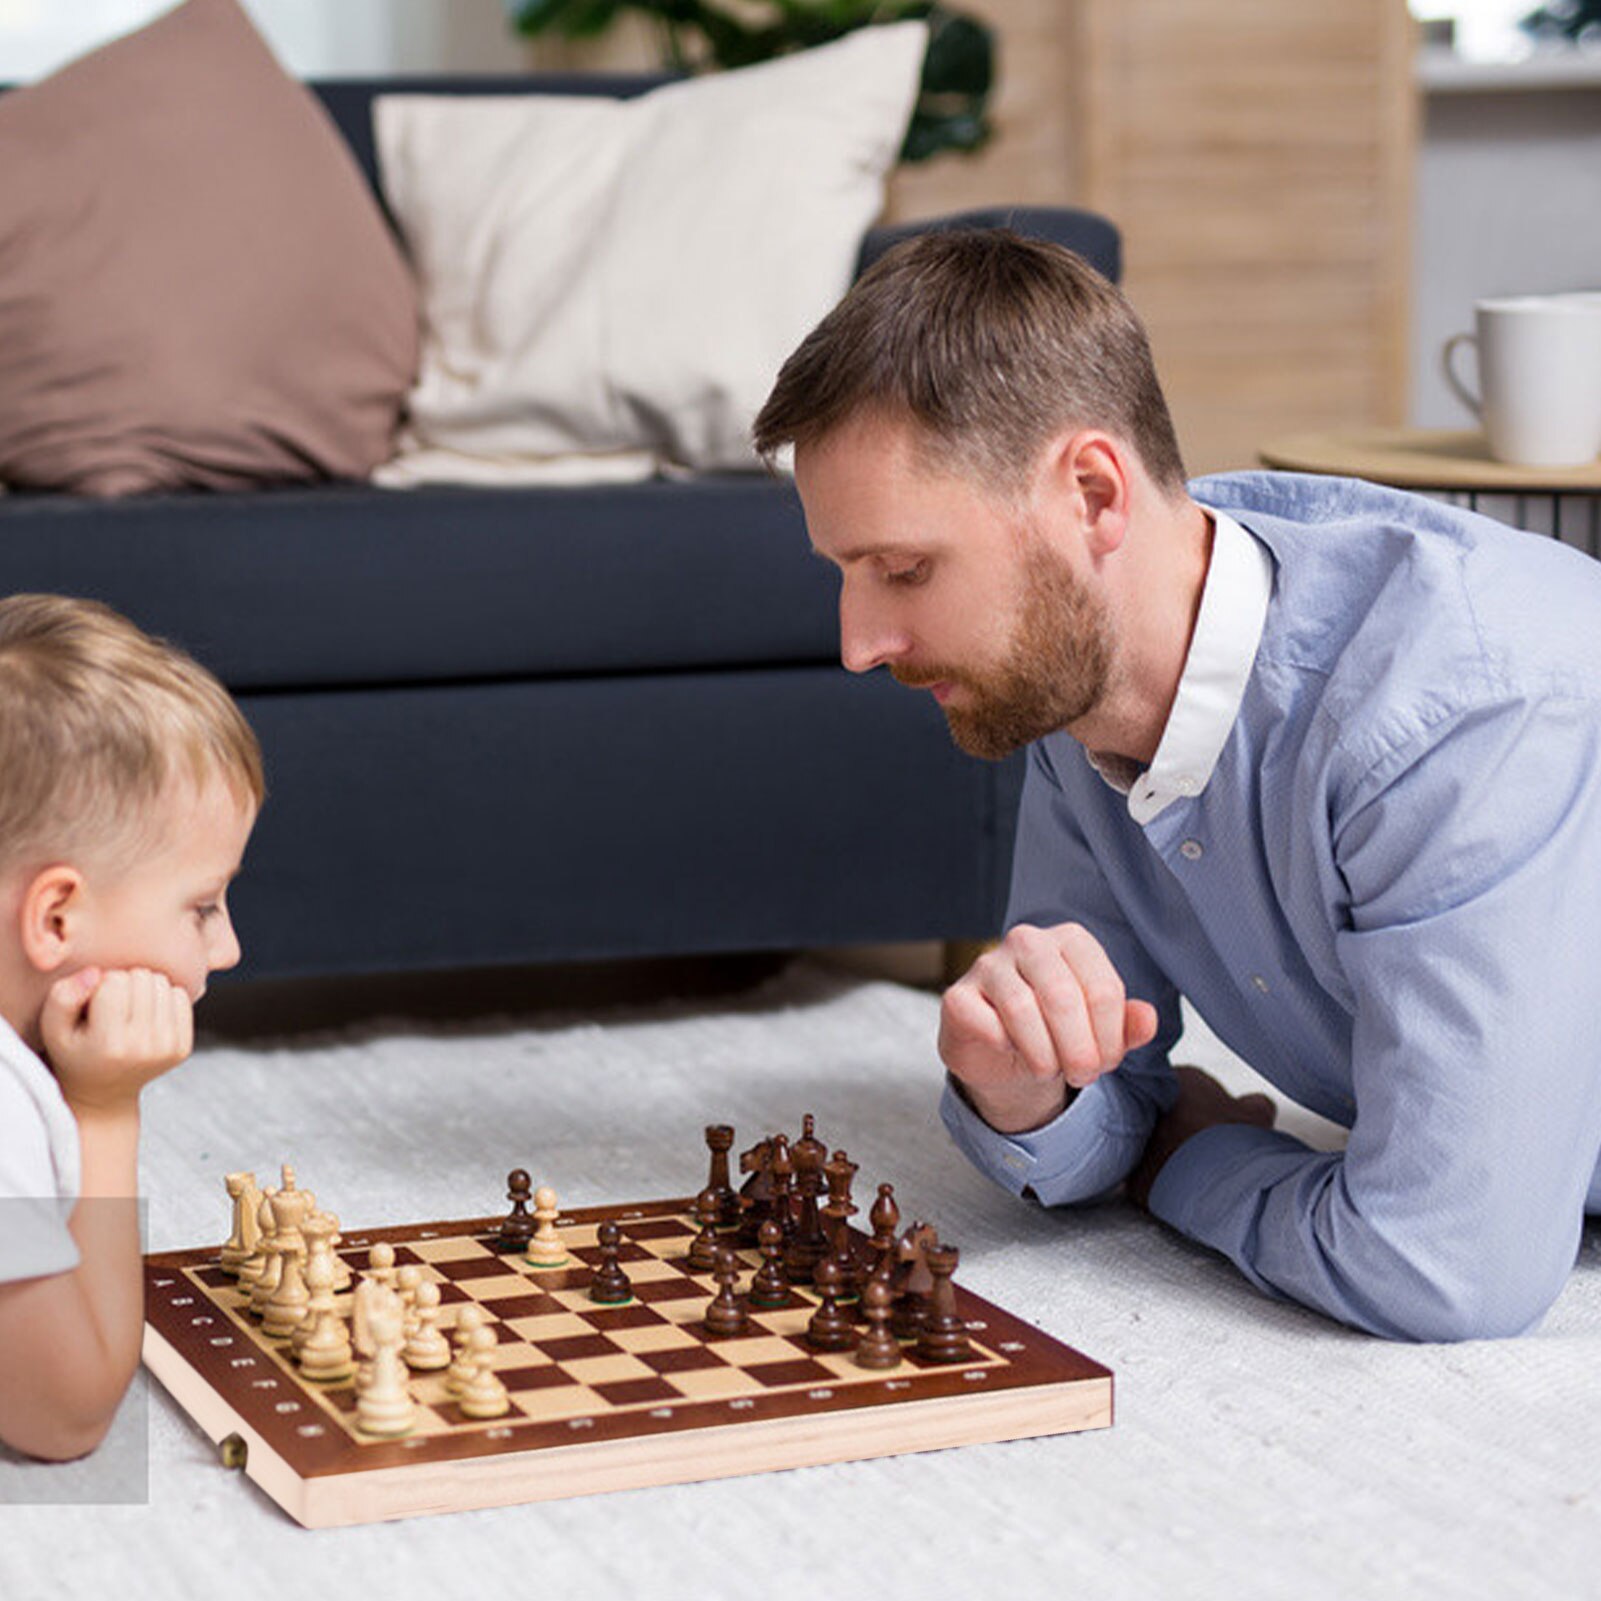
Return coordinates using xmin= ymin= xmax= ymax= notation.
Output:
xmin=941 ymin=470 xmax=1601 ymax=1341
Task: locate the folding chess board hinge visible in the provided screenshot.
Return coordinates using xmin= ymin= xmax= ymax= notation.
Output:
xmin=220 ymin=1432 xmax=249 ymax=1470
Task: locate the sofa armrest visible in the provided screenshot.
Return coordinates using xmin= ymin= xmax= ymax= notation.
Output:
xmin=856 ymin=205 xmax=1122 ymax=286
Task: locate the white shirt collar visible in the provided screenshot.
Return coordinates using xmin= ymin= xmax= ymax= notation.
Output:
xmin=1087 ymin=506 xmax=1273 ymax=825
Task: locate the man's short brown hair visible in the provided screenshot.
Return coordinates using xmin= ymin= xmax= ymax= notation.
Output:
xmin=753 ymin=227 xmax=1186 ymax=496
xmin=0 ymin=594 xmax=264 ymax=877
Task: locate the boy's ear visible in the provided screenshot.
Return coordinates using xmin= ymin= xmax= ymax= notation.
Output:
xmin=19 ymin=866 xmax=86 ymax=975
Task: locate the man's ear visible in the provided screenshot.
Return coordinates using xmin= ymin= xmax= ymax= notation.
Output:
xmin=1039 ymin=430 xmax=1133 ymax=558
xmin=19 ymin=866 xmax=85 ymax=975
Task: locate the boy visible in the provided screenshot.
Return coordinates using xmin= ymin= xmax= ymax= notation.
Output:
xmin=0 ymin=593 xmax=261 ymax=1459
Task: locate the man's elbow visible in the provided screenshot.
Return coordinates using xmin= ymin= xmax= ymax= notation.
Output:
xmin=1367 ymin=1261 xmax=1563 ymax=1344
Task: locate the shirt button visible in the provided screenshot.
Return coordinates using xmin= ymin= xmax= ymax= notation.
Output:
xmin=1252 ymin=975 xmax=1270 ymax=994
xmin=1180 ymin=839 xmax=1203 ymax=861
xmin=1177 ymin=777 xmax=1198 ymax=796
xmin=1003 ymin=1153 xmax=1027 ymax=1173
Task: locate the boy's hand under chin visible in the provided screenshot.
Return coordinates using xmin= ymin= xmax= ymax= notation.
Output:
xmin=40 ymin=967 xmax=195 ymax=1112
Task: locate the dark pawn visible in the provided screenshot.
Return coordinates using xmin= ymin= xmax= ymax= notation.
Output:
xmin=494 ymin=1168 xmax=534 ymax=1253
xmin=748 ymin=1219 xmax=791 ymax=1309
xmin=915 ymin=1242 xmax=974 ymax=1364
xmin=805 ymin=1255 xmax=855 ymax=1352
xmin=704 ymin=1245 xmax=750 ymax=1338
xmin=588 ymin=1220 xmax=633 ymax=1304
xmin=688 ymin=1186 xmax=723 ymax=1273
xmin=854 ymin=1278 xmax=902 ymax=1369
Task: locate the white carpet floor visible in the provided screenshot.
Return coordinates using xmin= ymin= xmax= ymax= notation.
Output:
xmin=2 ymin=959 xmax=1597 ymax=1601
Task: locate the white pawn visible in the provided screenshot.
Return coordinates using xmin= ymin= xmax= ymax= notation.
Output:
xmin=355 ymin=1301 xmax=416 ymax=1437
xmin=524 ymin=1186 xmax=569 ymax=1269
xmin=396 ymin=1263 xmax=424 ymax=1338
xmin=446 ymin=1305 xmax=489 ymax=1398
xmin=403 ymin=1281 xmax=451 ymax=1371
xmin=457 ymin=1324 xmax=510 ymax=1420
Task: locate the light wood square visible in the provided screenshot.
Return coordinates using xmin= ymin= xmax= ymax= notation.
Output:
xmin=511 ymin=1386 xmax=609 ymax=1425
xmin=405 ymin=1236 xmax=496 ymax=1264
xmin=608 ymin=1323 xmax=698 ymax=1354
xmin=707 ymin=1335 xmax=798 ymax=1366
xmin=562 ymin=1353 xmax=657 ymax=1386
xmin=665 ymin=1365 xmax=763 ymax=1401
xmin=503 ymin=1312 xmax=595 ymax=1342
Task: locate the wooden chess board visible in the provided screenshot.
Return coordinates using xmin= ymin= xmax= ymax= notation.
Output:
xmin=143 ymin=1197 xmax=1113 ymax=1528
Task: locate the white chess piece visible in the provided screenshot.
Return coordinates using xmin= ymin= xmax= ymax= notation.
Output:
xmin=524 ymin=1186 xmax=569 ymax=1268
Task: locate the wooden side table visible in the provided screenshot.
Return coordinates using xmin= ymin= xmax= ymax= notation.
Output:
xmin=1258 ymin=426 xmax=1601 ymax=556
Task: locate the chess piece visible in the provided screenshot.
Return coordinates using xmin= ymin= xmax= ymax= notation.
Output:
xmin=768 ymin=1135 xmax=795 ymax=1239
xmin=892 ymin=1222 xmax=938 ymax=1341
xmin=588 ymin=1220 xmax=633 ymax=1304
xmin=247 ymin=1189 xmax=282 ymax=1314
xmin=822 ymin=1150 xmax=861 ymax=1299
xmin=353 ymin=1247 xmax=396 ymax=1361
xmin=854 ymin=1278 xmax=902 ymax=1370
xmin=805 ymin=1255 xmax=855 ymax=1352
xmin=292 ymin=1212 xmax=341 ymax=1362
xmin=457 ymin=1325 xmax=510 ymax=1420
xmin=704 ymin=1245 xmax=750 ymax=1338
xmin=736 ymin=1136 xmax=777 ymax=1246
xmin=915 ymin=1242 xmax=974 ymax=1364
xmin=496 ymin=1168 xmax=535 ymax=1253
xmin=868 ymin=1183 xmax=900 ymax=1288
xmin=784 ymin=1135 xmax=829 ymax=1284
xmin=403 ymin=1281 xmax=452 ymax=1370
xmin=793 ymin=1113 xmax=827 ymax=1173
xmin=220 ymin=1171 xmax=260 ymax=1275
xmin=298 ymin=1303 xmax=356 ymax=1384
xmin=688 ymin=1186 xmax=723 ymax=1272
xmin=446 ymin=1305 xmax=490 ymax=1397
xmin=365 ymin=1240 xmax=398 ymax=1292
xmin=704 ymin=1125 xmax=740 ymax=1228
xmin=524 ymin=1186 xmax=569 ymax=1269
xmin=748 ymin=1219 xmax=791 ymax=1310
xmin=354 ymin=1301 xmax=416 ymax=1437
xmin=396 ymin=1263 xmax=425 ymax=1338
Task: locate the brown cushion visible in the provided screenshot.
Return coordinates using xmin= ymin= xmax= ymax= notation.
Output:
xmin=0 ymin=0 xmax=418 ymax=496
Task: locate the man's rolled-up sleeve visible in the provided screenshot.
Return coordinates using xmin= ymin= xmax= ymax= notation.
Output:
xmin=1149 ymin=693 xmax=1601 ymax=1341
xmin=943 ymin=741 xmax=1184 ymax=1203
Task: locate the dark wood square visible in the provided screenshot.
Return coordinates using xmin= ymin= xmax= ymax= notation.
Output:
xmin=432 ymin=1256 xmax=520 ymax=1282
xmin=538 ymin=1333 xmax=622 ymax=1363
xmin=743 ymin=1358 xmax=837 ymax=1388
xmin=639 ymin=1345 xmax=730 ymax=1375
xmin=619 ymin=1218 xmax=695 ymax=1242
xmin=569 ymin=1241 xmax=653 ymax=1266
xmin=483 ymin=1293 xmax=563 ymax=1320
xmin=499 ymin=1364 xmax=579 ymax=1394
xmin=631 ymin=1277 xmax=704 ymax=1305
xmin=593 ymin=1376 xmax=680 ymax=1407
xmin=581 ymin=1304 xmax=665 ymax=1331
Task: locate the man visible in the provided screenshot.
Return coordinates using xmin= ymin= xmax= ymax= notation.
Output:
xmin=753 ymin=229 xmax=1601 ymax=1342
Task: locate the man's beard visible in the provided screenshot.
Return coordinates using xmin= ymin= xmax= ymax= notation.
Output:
xmin=895 ymin=543 xmax=1114 ymax=761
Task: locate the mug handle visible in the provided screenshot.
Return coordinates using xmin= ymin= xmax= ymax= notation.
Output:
xmin=1442 ymin=332 xmax=1481 ymax=418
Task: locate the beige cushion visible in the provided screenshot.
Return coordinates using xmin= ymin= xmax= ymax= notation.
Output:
xmin=372 ymin=23 xmax=925 ymax=487
xmin=0 ymin=0 xmax=418 ymax=496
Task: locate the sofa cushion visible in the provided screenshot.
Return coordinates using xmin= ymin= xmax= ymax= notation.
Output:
xmin=0 ymin=0 xmax=417 ymax=496
xmin=372 ymin=23 xmax=927 ymax=486
xmin=0 ymin=478 xmax=839 ymax=690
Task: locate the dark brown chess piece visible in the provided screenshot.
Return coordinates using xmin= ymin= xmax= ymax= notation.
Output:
xmin=736 ymin=1136 xmax=776 ymax=1246
xmin=784 ymin=1137 xmax=829 ymax=1284
xmin=793 ymin=1113 xmax=827 ymax=1174
xmin=915 ymin=1242 xmax=974 ymax=1364
xmin=868 ymin=1182 xmax=900 ymax=1286
xmin=688 ymin=1186 xmax=723 ymax=1273
xmin=822 ymin=1149 xmax=860 ymax=1299
xmin=494 ymin=1168 xmax=535 ymax=1253
xmin=749 ymin=1219 xmax=791 ymax=1309
xmin=704 ymin=1124 xmax=740 ymax=1228
xmin=892 ymin=1221 xmax=938 ymax=1340
xmin=704 ymin=1245 xmax=750 ymax=1338
xmin=769 ymin=1135 xmax=795 ymax=1239
xmin=587 ymin=1220 xmax=633 ymax=1304
xmin=805 ymin=1255 xmax=855 ymax=1352
xmin=854 ymin=1277 xmax=902 ymax=1369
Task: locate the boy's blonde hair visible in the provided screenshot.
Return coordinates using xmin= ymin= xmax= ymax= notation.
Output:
xmin=0 ymin=594 xmax=264 ymax=877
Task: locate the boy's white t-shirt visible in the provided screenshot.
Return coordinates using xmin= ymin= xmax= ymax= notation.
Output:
xmin=0 ymin=1014 xmax=81 ymax=1283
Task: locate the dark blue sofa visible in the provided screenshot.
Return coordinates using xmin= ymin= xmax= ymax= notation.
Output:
xmin=0 ymin=74 xmax=1122 ymax=984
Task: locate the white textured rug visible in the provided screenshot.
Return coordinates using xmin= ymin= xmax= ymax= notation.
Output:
xmin=2 ymin=960 xmax=1598 ymax=1601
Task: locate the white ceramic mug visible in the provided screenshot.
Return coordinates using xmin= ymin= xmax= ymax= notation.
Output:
xmin=1442 ymin=296 xmax=1601 ymax=468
